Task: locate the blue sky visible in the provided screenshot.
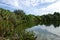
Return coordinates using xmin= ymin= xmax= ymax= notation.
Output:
xmin=0 ymin=0 xmax=60 ymax=15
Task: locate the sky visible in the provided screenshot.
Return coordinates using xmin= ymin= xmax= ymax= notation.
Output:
xmin=0 ymin=0 xmax=60 ymax=15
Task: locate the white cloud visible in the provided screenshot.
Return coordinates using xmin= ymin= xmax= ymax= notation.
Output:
xmin=41 ymin=0 xmax=56 ymax=3
xmin=0 ymin=0 xmax=60 ymax=15
xmin=20 ymin=0 xmax=56 ymax=7
xmin=30 ymin=0 xmax=40 ymax=6
xmin=0 ymin=0 xmax=19 ymax=8
xmin=20 ymin=0 xmax=31 ymax=7
xmin=20 ymin=0 xmax=39 ymax=7
xmin=0 ymin=0 xmax=57 ymax=7
xmin=46 ymin=1 xmax=60 ymax=12
xmin=31 ymin=0 xmax=60 ymax=15
xmin=43 ymin=1 xmax=60 ymax=14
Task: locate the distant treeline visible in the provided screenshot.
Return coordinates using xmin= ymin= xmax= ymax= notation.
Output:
xmin=40 ymin=12 xmax=60 ymax=27
xmin=41 ymin=12 xmax=60 ymax=22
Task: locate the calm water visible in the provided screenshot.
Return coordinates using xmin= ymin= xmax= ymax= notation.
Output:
xmin=26 ymin=24 xmax=60 ymax=40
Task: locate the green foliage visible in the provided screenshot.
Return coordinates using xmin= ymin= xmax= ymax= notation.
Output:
xmin=1 ymin=8 xmax=60 ymax=40
xmin=40 ymin=12 xmax=60 ymax=27
xmin=0 ymin=8 xmax=37 ymax=40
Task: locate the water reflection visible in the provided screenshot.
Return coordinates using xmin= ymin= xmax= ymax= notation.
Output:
xmin=26 ymin=25 xmax=60 ymax=40
xmin=40 ymin=21 xmax=60 ymax=27
xmin=16 ymin=21 xmax=60 ymax=40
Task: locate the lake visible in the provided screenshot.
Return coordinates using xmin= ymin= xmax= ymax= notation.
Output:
xmin=26 ymin=24 xmax=60 ymax=40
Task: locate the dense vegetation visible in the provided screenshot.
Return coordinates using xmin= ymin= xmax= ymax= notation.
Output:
xmin=40 ymin=12 xmax=60 ymax=27
xmin=0 ymin=8 xmax=60 ymax=40
xmin=0 ymin=8 xmax=39 ymax=40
